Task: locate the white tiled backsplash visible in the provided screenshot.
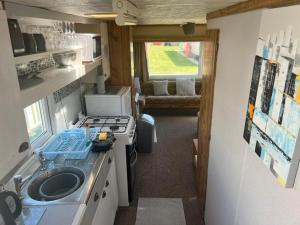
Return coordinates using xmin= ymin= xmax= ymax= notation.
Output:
xmin=16 ymin=56 xmax=56 ymax=77
xmin=20 ymin=21 xmax=81 ymax=51
xmin=16 ymin=20 xmax=83 ymax=77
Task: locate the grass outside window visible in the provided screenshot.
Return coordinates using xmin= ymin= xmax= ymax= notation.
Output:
xmin=145 ymin=42 xmax=202 ymax=79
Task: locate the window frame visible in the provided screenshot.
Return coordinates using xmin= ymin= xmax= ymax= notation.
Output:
xmin=24 ymin=98 xmax=53 ymax=149
xmin=145 ymin=41 xmax=204 ymax=80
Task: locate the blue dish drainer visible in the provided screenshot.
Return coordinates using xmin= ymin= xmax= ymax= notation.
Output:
xmin=38 ymin=128 xmax=100 ymax=160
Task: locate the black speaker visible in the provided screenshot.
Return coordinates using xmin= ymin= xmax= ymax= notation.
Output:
xmin=182 ymin=22 xmax=195 ymax=35
xmin=7 ymin=19 xmax=25 ymax=56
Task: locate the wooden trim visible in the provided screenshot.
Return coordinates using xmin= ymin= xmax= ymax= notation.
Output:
xmin=132 ymin=24 xmax=208 ymax=42
xmin=133 ymin=36 xmax=210 ymax=42
xmin=107 ymin=21 xmax=132 ymax=86
xmin=134 ymin=34 xmax=216 ymax=43
xmin=207 ymin=0 xmax=300 ymax=20
xmin=197 ymin=29 xmax=219 ymax=213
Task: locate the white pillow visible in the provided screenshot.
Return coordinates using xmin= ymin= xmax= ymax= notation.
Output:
xmin=153 ymin=80 xmax=169 ymax=96
xmin=176 ymin=78 xmax=195 ymax=96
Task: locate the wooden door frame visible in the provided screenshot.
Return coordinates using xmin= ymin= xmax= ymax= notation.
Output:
xmin=197 ymin=29 xmax=219 ymax=213
xmin=107 ymin=21 xmax=132 ymax=87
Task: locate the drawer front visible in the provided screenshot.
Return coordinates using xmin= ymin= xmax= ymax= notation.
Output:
xmin=81 ymin=150 xmax=114 ymax=225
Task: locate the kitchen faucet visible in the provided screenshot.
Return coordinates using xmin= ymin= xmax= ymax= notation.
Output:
xmin=38 ymin=151 xmax=47 ymax=171
xmin=13 ymin=175 xmax=32 ymax=198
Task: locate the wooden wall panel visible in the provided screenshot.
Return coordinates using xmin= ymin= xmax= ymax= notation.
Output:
xmin=107 ymin=22 xmax=132 ymax=86
xmin=207 ymin=0 xmax=300 ymax=20
xmin=132 ymin=24 xmax=207 ymax=42
xmin=197 ymin=30 xmax=219 ymax=213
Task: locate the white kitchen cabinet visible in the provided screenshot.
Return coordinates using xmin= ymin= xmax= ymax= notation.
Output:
xmin=91 ymin=185 xmax=113 ymax=225
xmin=0 ymin=10 xmax=31 ymax=181
xmin=91 ymin=158 xmax=118 ymax=225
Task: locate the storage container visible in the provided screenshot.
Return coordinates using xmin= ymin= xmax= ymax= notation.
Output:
xmin=38 ymin=128 xmax=100 ymax=160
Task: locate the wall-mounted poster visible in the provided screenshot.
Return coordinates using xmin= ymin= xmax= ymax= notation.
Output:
xmin=243 ymin=26 xmax=300 ymax=188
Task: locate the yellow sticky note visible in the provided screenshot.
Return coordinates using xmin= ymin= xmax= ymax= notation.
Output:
xmin=99 ymin=132 xmax=108 ymax=141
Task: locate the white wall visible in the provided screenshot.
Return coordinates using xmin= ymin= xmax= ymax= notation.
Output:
xmin=48 ymin=88 xmax=82 ymax=132
xmin=206 ymin=6 xmax=300 ymax=225
xmin=0 ymin=11 xmax=30 ymax=181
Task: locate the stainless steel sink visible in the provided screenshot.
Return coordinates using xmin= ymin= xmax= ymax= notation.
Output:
xmin=19 ymin=151 xmax=107 ymax=206
xmin=27 ymin=167 xmax=85 ymax=202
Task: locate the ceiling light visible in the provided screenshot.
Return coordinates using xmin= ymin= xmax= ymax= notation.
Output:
xmin=84 ymin=13 xmax=118 ymax=19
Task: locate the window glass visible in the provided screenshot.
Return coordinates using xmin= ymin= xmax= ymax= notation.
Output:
xmin=24 ymin=100 xmax=49 ymax=143
xmin=145 ymin=42 xmax=202 ymax=79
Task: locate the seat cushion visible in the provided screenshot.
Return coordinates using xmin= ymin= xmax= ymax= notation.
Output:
xmin=176 ymin=78 xmax=195 ymax=96
xmin=141 ymin=80 xmax=202 ymax=96
xmin=144 ymin=95 xmax=201 ymax=109
xmin=153 ymin=80 xmax=169 ymax=96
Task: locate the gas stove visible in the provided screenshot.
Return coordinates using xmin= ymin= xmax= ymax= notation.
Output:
xmin=77 ymin=116 xmax=135 ymax=138
xmin=77 ymin=115 xmax=136 ymax=207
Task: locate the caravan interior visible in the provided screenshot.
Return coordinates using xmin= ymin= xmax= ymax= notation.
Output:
xmin=0 ymin=1 xmax=300 ymax=225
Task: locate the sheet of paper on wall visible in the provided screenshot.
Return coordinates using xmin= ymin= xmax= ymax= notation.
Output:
xmin=243 ymin=25 xmax=300 ymax=188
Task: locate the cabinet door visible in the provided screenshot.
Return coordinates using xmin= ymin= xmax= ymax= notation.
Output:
xmin=0 ymin=10 xmax=30 ymax=181
xmin=105 ymin=158 xmax=118 ymax=225
xmin=91 ymin=158 xmax=117 ymax=225
xmin=109 ymin=158 xmax=119 ymax=212
xmin=91 ymin=188 xmax=112 ymax=225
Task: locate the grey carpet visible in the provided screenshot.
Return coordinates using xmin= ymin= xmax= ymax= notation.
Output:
xmin=114 ymin=116 xmax=204 ymax=225
xmin=135 ymin=198 xmax=186 ymax=225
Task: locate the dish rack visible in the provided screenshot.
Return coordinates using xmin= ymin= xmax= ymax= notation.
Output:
xmin=38 ymin=128 xmax=100 ymax=160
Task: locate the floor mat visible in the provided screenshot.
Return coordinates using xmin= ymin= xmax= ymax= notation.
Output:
xmin=135 ymin=198 xmax=186 ymax=225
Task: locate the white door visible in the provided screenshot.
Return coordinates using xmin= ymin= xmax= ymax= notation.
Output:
xmin=0 ymin=10 xmax=30 ymax=181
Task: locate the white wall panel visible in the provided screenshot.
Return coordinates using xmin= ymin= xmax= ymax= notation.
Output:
xmin=206 ymin=5 xmax=300 ymax=225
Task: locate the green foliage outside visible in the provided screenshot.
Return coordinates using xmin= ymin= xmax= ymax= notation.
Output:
xmin=147 ymin=45 xmax=198 ymax=76
xmin=29 ymin=126 xmax=43 ymax=142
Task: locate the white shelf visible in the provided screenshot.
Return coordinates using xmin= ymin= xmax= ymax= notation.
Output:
xmin=14 ymin=48 xmax=82 ymax=65
xmin=20 ymin=57 xmax=101 ymax=107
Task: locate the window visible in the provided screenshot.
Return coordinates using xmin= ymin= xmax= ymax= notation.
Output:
xmin=24 ymin=99 xmax=52 ymax=147
xmin=145 ymin=42 xmax=202 ymax=79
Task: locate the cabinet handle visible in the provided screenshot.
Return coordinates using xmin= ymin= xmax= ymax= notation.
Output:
xmin=108 ymin=157 xmax=112 ymax=164
xmin=94 ymin=192 xmax=99 ymax=202
xmin=102 ymin=191 xmax=106 ymax=198
xmin=105 ymin=180 xmax=109 ymax=187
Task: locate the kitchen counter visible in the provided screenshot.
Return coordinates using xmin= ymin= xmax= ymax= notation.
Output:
xmin=3 ymin=149 xmax=112 ymax=225
xmin=15 ymin=204 xmax=85 ymax=225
